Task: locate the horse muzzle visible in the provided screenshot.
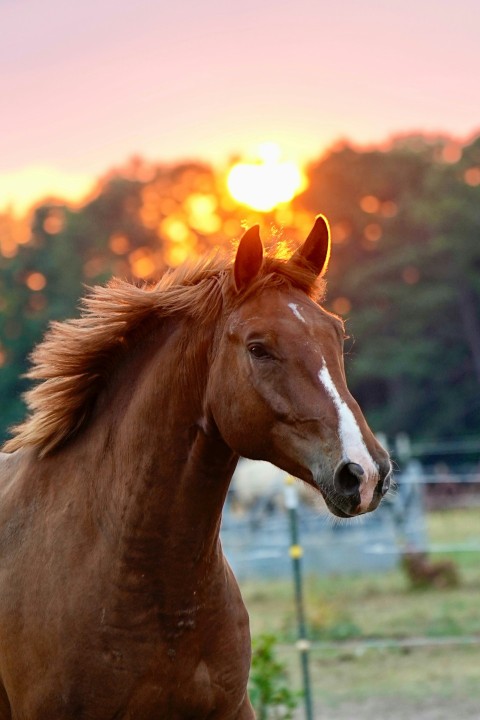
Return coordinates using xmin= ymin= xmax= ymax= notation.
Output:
xmin=324 ymin=458 xmax=392 ymax=518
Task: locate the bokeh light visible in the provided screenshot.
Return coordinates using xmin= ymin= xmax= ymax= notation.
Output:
xmin=109 ymin=234 xmax=130 ymax=255
xmin=402 ymin=265 xmax=420 ymax=284
xmin=331 ymin=297 xmax=352 ymax=315
xmin=360 ymin=196 xmax=381 ymax=214
xmin=43 ymin=209 xmax=65 ymax=235
xmin=129 ymin=248 xmax=157 ymax=279
xmin=25 ymin=272 xmax=47 ymax=291
xmin=464 ymin=167 xmax=480 ymax=186
xmin=364 ymin=223 xmax=383 ymax=243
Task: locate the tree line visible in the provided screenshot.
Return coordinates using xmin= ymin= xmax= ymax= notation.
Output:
xmin=1 ymin=134 xmax=479 ymax=446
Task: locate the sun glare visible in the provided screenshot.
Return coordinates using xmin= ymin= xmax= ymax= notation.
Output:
xmin=227 ymin=143 xmax=306 ymax=212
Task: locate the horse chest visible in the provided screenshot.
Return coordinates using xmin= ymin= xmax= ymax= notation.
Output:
xmin=85 ymin=596 xmax=251 ymax=719
xmin=121 ymin=659 xmax=235 ymax=719
xmin=85 ymin=635 xmax=249 ymax=720
xmin=13 ymin=639 xmax=249 ymax=720
xmin=132 ymin=623 xmax=250 ymax=717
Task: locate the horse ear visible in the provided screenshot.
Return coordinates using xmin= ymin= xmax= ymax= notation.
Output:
xmin=234 ymin=225 xmax=264 ymax=291
xmin=292 ymin=214 xmax=331 ymax=277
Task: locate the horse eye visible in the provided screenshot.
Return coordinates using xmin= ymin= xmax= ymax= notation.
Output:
xmin=248 ymin=344 xmax=271 ymax=360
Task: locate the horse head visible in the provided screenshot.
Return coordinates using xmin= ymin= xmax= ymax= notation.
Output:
xmin=208 ymin=216 xmax=391 ymax=518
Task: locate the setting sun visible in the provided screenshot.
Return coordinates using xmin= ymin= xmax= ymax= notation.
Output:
xmin=227 ymin=143 xmax=307 ymax=212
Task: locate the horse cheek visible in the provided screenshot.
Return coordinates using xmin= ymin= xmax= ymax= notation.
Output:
xmin=208 ymin=364 xmax=272 ymax=459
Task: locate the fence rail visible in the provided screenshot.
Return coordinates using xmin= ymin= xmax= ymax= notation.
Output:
xmin=280 ymin=635 xmax=480 ymax=653
xmin=399 ymin=473 xmax=480 ymax=484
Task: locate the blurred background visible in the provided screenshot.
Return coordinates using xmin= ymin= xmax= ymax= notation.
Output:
xmin=1 ymin=1 xmax=480 ymax=718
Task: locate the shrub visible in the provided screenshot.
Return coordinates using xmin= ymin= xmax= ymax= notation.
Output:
xmin=249 ymin=634 xmax=300 ymax=720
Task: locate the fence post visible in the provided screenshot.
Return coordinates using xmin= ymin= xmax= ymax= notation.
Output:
xmin=395 ymin=432 xmax=412 ymax=464
xmin=284 ymin=475 xmax=314 ymax=720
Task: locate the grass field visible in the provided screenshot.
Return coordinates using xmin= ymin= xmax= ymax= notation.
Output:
xmin=240 ymin=507 xmax=480 ymax=719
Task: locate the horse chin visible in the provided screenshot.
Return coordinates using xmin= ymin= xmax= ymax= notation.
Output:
xmin=322 ymin=495 xmax=356 ymax=519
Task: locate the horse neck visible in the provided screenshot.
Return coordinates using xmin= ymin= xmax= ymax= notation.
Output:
xmin=88 ymin=315 xmax=237 ymax=582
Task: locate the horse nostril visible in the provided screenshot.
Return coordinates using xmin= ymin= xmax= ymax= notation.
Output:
xmin=376 ymin=470 xmax=391 ymax=497
xmin=381 ymin=472 xmax=391 ymax=496
xmin=334 ymin=461 xmax=364 ymax=497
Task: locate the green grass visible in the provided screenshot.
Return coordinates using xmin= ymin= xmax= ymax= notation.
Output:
xmin=427 ymin=507 xmax=480 ymax=546
xmin=242 ymin=566 xmax=480 ymax=642
xmin=240 ymin=507 xmax=480 ymax=715
xmin=303 ymin=645 xmax=480 ymax=710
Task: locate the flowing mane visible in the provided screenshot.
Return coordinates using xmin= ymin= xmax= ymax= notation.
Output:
xmin=4 ymin=245 xmax=325 ymax=457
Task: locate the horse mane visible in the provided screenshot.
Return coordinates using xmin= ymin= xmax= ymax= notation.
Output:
xmin=4 ymin=245 xmax=325 ymax=457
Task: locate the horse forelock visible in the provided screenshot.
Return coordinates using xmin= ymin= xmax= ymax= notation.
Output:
xmin=3 ymin=244 xmax=326 ymax=457
xmin=234 ymin=256 xmax=326 ymax=306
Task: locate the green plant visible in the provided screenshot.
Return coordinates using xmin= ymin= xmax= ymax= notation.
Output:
xmin=249 ymin=634 xmax=300 ymax=720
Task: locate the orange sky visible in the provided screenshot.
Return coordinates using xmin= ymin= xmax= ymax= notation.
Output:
xmin=1 ymin=0 xmax=479 ymax=213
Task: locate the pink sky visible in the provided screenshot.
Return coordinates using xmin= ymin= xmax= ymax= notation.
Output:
xmin=1 ymin=0 xmax=479 ymax=209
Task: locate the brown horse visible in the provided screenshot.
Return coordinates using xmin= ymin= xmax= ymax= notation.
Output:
xmin=0 ymin=216 xmax=390 ymax=719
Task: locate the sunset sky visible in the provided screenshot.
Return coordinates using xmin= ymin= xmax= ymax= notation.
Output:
xmin=1 ymin=0 xmax=479 ymax=213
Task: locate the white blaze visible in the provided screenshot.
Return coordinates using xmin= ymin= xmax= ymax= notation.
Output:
xmin=318 ymin=360 xmax=378 ymax=477
xmin=288 ymin=303 xmax=306 ymax=323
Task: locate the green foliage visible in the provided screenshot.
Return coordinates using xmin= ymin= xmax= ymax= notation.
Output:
xmin=1 ymin=135 xmax=480 ymax=444
xmin=425 ymin=614 xmax=463 ymax=637
xmin=304 ymin=137 xmax=480 ymax=441
xmin=248 ymin=634 xmax=300 ymax=720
